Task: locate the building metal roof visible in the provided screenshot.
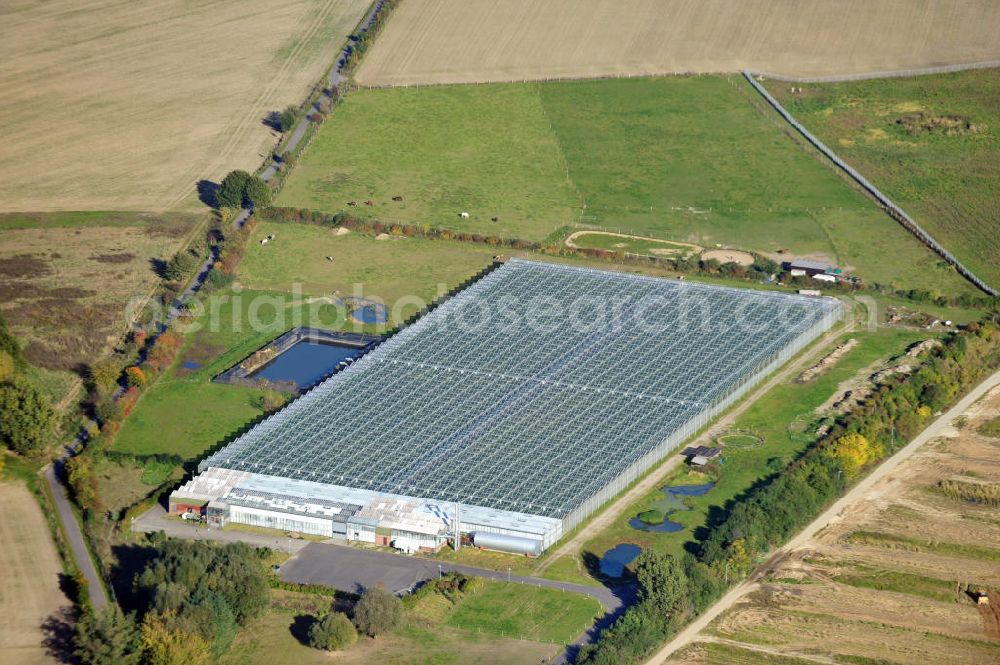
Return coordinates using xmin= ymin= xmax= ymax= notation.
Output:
xmin=200 ymin=260 xmax=840 ymax=523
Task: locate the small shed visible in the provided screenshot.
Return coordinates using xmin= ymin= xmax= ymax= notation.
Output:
xmin=783 ymin=259 xmax=829 ymax=276
xmin=682 ymin=446 xmax=722 ymax=465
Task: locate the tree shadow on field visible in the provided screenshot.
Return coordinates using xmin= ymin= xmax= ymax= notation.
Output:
xmin=149 ymin=257 xmax=168 ymax=279
xmin=262 ymin=111 xmax=283 ymax=132
xmin=196 ymin=179 xmax=219 ymax=208
xmin=290 ymin=613 xmax=318 ymax=646
xmin=40 ymin=606 xmax=76 ymax=663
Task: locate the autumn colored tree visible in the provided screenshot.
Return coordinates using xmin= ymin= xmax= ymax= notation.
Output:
xmin=140 ymin=614 xmax=211 ymax=665
xmin=825 ymin=432 xmax=883 ymax=479
xmin=125 ymin=366 xmax=147 ymax=388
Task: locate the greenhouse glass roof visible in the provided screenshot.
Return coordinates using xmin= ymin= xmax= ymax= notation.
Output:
xmin=204 ymin=259 xmax=840 ymax=520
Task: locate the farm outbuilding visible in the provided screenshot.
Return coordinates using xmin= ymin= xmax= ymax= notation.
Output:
xmin=173 ymin=260 xmax=841 ymax=554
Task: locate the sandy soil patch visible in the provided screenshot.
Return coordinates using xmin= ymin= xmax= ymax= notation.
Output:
xmin=700 ymin=249 xmax=754 ymax=266
xmin=0 ymin=482 xmax=69 ymax=665
xmin=0 ymin=0 xmax=369 ymax=212
xmin=357 ymin=0 xmax=1000 ymax=87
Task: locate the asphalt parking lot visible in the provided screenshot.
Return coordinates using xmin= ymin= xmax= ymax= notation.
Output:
xmin=279 ymin=542 xmax=443 ymax=594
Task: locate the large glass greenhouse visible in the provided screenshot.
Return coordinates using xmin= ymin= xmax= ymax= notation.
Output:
xmin=178 ymin=259 xmax=842 ymax=552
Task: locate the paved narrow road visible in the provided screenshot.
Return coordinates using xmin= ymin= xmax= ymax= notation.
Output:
xmin=261 ymin=0 xmax=387 ymax=183
xmin=44 ymin=458 xmax=108 ymax=610
xmin=645 ymin=367 xmax=1000 ymax=664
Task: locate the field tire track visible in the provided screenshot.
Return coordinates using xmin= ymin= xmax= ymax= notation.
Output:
xmin=162 ymin=0 xmax=341 ymax=209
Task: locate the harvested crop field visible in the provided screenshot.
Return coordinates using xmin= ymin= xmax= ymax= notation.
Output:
xmin=356 ymin=0 xmax=1000 ymax=87
xmin=771 ymin=68 xmax=1000 ymax=290
xmin=0 ymin=481 xmax=68 ymax=665
xmin=668 ymin=385 xmax=1000 ymax=665
xmin=0 ymin=0 xmax=369 ymax=212
xmin=0 ymin=212 xmax=198 ymax=375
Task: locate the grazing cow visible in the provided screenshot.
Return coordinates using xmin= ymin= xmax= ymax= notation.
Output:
xmin=460 ymin=211 xmax=470 ymax=219
xmin=325 ymin=256 xmax=334 ymax=262
xmin=260 ymin=238 xmax=269 ymax=245
xmin=392 ymin=195 xmax=403 ymax=201
xmin=491 ymin=217 xmax=498 ymax=222
xmin=347 ymin=201 xmax=358 ymax=207
xmin=365 ymin=200 xmax=375 ymax=206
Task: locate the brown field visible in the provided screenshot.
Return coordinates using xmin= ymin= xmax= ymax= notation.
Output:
xmin=0 ymin=0 xmax=369 ymax=212
xmin=0 ymin=213 xmax=197 ymax=379
xmin=356 ymin=0 xmax=1000 ymax=87
xmin=0 ymin=482 xmax=69 ymax=665
xmin=667 ymin=386 xmax=1000 ymax=665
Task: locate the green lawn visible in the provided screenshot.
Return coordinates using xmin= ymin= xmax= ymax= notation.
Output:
xmin=445 ymin=580 xmax=601 ymax=644
xmin=770 ymin=68 xmax=1000 ymax=290
xmin=581 ymin=327 xmax=934 ymax=562
xmin=277 ymin=76 xmax=972 ymax=295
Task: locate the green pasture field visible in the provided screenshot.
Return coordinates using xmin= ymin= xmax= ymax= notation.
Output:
xmin=277 ymin=83 xmax=580 ymax=239
xmin=277 ymin=75 xmax=972 ymax=295
xmin=770 ymin=68 xmax=1000 ymax=290
xmin=239 ymin=221 xmax=498 ymax=319
xmin=580 ymin=326 xmax=934 ymax=563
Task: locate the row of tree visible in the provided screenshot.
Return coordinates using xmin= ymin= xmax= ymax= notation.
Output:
xmin=578 ymin=316 xmax=1000 ymax=663
xmin=262 ymin=206 xmax=1000 ymax=312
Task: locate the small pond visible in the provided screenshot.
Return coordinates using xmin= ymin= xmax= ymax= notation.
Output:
xmin=352 ymin=303 xmax=388 ymax=325
xmin=250 ymin=341 xmax=361 ymax=388
xmin=599 ymin=543 xmax=642 ymax=578
xmin=629 ymin=482 xmax=715 ymax=533
xmin=628 ymin=516 xmax=683 ymax=533
xmin=181 ymin=360 xmax=201 ymax=370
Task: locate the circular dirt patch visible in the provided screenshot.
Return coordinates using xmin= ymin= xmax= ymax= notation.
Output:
xmin=717 ymin=430 xmax=763 ymax=449
xmin=700 ymin=249 xmax=754 ymax=266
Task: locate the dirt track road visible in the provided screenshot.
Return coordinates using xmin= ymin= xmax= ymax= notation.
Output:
xmin=537 ymin=318 xmax=847 ymax=573
xmin=646 ymin=367 xmax=1000 ymax=663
